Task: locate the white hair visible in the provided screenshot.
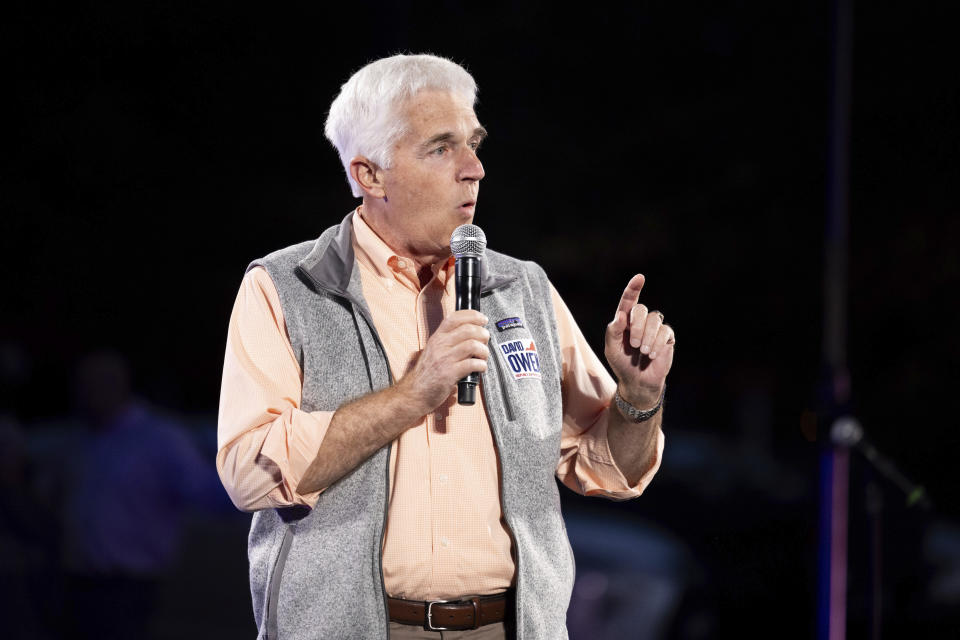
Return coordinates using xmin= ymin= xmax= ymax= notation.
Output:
xmin=324 ymin=53 xmax=478 ymax=197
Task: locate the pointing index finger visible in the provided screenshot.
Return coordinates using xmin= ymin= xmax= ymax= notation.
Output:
xmin=616 ymin=274 xmax=646 ymax=320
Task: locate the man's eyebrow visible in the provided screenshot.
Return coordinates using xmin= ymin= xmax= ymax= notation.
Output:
xmin=418 ymin=126 xmax=489 ymax=152
xmin=420 ymin=132 xmax=458 ymax=151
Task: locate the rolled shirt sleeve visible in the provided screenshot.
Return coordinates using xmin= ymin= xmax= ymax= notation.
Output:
xmin=216 ymin=267 xmax=332 ymax=512
xmin=552 ymin=285 xmax=664 ymax=499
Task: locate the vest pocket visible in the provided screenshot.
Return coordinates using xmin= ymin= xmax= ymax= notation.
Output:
xmin=488 ymin=345 xmax=516 ymax=422
xmin=490 ymin=330 xmax=557 ymax=439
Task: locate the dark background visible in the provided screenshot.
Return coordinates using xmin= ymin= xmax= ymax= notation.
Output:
xmin=4 ymin=1 xmax=958 ymax=638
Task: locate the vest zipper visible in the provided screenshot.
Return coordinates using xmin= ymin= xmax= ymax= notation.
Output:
xmin=265 ymin=526 xmax=294 ymax=639
xmin=379 ymin=442 xmax=392 ymax=638
xmin=481 ymin=363 xmax=522 ymax=638
xmin=351 ymin=303 xmax=395 ymax=640
xmin=301 ymin=272 xmax=395 ymax=640
xmin=352 ymin=302 xmax=394 ymax=640
xmin=478 ymin=281 xmax=523 ymax=635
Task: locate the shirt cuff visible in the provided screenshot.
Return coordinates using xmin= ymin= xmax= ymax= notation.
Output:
xmin=565 ymin=407 xmax=665 ymax=500
xmin=218 ymin=408 xmax=333 ymax=511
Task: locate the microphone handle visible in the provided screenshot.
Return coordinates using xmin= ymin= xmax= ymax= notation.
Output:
xmin=455 ymin=256 xmax=482 ymax=405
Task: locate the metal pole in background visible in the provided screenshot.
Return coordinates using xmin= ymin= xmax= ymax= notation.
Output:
xmin=818 ymin=0 xmax=854 ymax=638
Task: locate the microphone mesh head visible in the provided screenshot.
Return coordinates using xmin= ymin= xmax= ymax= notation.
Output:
xmin=450 ymin=224 xmax=487 ymax=258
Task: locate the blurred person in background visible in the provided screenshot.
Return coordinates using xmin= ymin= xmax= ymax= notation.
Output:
xmin=60 ymin=349 xmax=225 ymax=639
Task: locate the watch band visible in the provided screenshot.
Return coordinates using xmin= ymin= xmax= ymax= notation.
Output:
xmin=614 ymin=386 xmax=665 ymax=423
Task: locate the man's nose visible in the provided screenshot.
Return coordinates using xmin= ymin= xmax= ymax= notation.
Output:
xmin=458 ymin=148 xmax=484 ymax=182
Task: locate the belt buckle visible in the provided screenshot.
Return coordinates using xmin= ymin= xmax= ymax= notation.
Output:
xmin=425 ymin=598 xmax=456 ymax=632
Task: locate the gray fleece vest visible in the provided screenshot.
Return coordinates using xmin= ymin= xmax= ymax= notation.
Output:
xmin=246 ymin=211 xmax=573 ymax=639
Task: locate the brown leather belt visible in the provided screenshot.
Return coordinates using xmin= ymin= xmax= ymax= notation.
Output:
xmin=387 ymin=590 xmax=513 ymax=631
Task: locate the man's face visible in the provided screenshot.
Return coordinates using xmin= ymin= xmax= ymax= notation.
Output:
xmin=378 ymin=90 xmax=486 ymax=260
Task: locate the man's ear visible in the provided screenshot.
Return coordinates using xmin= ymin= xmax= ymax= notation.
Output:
xmin=349 ymin=156 xmax=386 ymax=199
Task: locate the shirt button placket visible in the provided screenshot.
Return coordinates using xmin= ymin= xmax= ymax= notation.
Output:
xmin=415 ymin=289 xmax=433 ymax=433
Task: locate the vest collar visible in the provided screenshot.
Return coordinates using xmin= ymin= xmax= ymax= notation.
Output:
xmin=297 ymin=211 xmax=516 ymax=297
xmin=297 ymin=211 xmax=357 ymax=297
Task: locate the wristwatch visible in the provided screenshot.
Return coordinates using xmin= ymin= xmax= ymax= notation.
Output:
xmin=614 ymin=386 xmax=665 ymax=423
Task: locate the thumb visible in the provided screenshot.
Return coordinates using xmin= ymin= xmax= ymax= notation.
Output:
xmin=607 ymin=308 xmax=628 ymax=339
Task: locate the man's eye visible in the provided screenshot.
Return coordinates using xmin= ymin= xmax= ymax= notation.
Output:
xmin=469 ymin=141 xmax=482 ymax=151
xmin=432 ymin=146 xmax=448 ymax=156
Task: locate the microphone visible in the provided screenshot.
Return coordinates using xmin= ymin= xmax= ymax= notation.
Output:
xmin=450 ymin=223 xmax=487 ymax=405
xmin=831 ymin=416 xmax=932 ymax=509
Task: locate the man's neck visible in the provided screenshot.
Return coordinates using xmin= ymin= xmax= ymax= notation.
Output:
xmin=358 ymin=201 xmax=447 ymax=273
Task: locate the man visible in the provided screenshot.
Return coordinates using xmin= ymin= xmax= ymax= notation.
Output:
xmin=63 ymin=350 xmax=228 ymax=639
xmin=217 ymin=54 xmax=674 ymax=639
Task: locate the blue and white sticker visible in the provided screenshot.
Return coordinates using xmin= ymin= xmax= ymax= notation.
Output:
xmin=497 ymin=338 xmax=541 ymax=380
xmin=495 ymin=316 xmax=524 ymax=332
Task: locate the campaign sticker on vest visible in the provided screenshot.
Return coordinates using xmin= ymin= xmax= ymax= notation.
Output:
xmin=497 ymin=338 xmax=541 ymax=380
xmin=495 ymin=316 xmax=524 ymax=332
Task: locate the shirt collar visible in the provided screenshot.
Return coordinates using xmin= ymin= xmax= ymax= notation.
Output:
xmin=352 ymin=207 xmax=397 ymax=281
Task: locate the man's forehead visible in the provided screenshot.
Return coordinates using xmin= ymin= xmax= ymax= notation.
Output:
xmin=389 ymin=94 xmax=483 ymax=154
xmin=401 ymin=90 xmax=480 ymax=130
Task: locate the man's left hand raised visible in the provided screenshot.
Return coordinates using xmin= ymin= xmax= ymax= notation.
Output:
xmin=604 ymin=273 xmax=675 ymax=411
